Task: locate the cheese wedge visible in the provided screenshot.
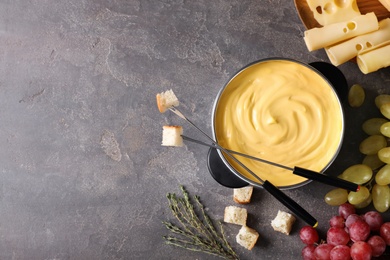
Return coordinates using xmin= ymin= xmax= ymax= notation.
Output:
xmin=306 ymin=0 xmax=361 ymax=26
xmin=304 ymin=12 xmax=379 ymax=51
xmin=357 ymin=40 xmax=390 ymax=74
xmin=326 ymin=18 xmax=390 ymax=66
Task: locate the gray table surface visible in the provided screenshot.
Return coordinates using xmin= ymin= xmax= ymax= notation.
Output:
xmin=1 ymin=1 xmax=390 ymax=259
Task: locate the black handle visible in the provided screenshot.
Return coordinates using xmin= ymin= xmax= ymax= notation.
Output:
xmin=263 ymin=180 xmax=318 ymax=227
xmin=293 ymin=166 xmax=359 ymax=192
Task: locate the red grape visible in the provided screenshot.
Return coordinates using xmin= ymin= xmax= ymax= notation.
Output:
xmin=379 ymin=222 xmax=390 ymax=245
xmin=329 ymin=245 xmax=351 ymax=260
xmin=349 ymin=221 xmax=370 ymax=242
xmin=329 ymin=215 xmax=345 ymax=228
xmin=367 ymin=235 xmax=386 ymax=257
xmin=339 ymin=203 xmax=355 ymax=219
xmin=345 ymin=214 xmax=363 ymax=229
xmin=302 ymin=244 xmax=316 ymax=260
xmin=299 ymin=208 xmax=389 ymax=260
xmin=327 ymin=227 xmax=350 ymax=246
xmin=314 ymin=243 xmax=334 ymax=260
xmin=350 ymin=241 xmax=372 ymax=260
xmin=363 ymin=211 xmax=383 ymax=232
xmin=344 ymin=226 xmax=350 ymax=235
xmin=300 ymin=226 xmax=319 ymax=245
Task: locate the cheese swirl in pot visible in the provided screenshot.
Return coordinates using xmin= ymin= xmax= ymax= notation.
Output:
xmin=213 ymin=59 xmax=344 ymax=188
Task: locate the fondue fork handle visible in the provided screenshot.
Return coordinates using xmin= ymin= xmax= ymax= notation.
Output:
xmin=263 ymin=180 xmax=318 ymax=227
xmin=181 ymin=135 xmax=319 ymax=227
xmin=293 ymin=167 xmax=360 ymax=192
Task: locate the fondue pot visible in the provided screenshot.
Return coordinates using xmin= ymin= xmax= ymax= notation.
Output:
xmin=209 ymin=58 xmax=347 ymax=190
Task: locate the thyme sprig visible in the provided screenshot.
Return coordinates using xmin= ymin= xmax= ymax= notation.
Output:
xmin=162 ymin=186 xmax=239 ymax=260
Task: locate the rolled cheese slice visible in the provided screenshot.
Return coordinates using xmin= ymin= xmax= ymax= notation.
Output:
xmin=304 ymin=12 xmax=379 ymax=51
xmin=306 ymin=0 xmax=361 ymax=26
xmin=357 ymin=40 xmax=390 ymax=74
xmin=325 ymin=19 xmax=390 ymax=66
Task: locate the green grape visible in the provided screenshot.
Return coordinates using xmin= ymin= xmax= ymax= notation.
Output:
xmin=359 ymin=135 xmax=387 ymax=155
xmin=348 ymin=84 xmax=365 ymax=107
xmin=362 ymin=118 xmax=388 ymax=135
xmin=372 ymin=184 xmax=390 ymax=212
xmin=380 ymin=122 xmax=390 ymax=137
xmin=375 ymin=94 xmax=390 ymax=109
xmin=378 ymin=147 xmax=390 ymax=164
xmin=338 ymin=164 xmax=373 ymax=185
xmin=348 ymin=186 xmax=370 ymax=205
xmin=375 ymin=164 xmax=390 ymax=185
xmin=324 ymin=188 xmax=349 ymax=206
xmin=380 ymin=103 xmax=390 ymax=120
xmin=362 ymin=154 xmax=385 ymax=170
xmin=354 ymin=194 xmax=372 ymax=209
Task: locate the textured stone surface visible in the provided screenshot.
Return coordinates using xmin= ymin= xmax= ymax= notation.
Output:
xmin=1 ymin=0 xmax=390 ymax=259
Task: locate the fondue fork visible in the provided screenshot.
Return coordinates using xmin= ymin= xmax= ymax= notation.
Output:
xmin=169 ymin=107 xmax=318 ymax=227
xmin=181 ymin=135 xmax=359 ymax=192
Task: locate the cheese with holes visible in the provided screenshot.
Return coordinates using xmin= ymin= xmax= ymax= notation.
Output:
xmin=325 ymin=19 xmax=390 ymax=66
xmin=306 ymin=0 xmax=361 ymax=26
xmin=304 ymin=12 xmax=379 ymax=51
xmin=357 ymin=40 xmax=390 ymax=74
xmin=379 ymin=0 xmax=390 ymax=12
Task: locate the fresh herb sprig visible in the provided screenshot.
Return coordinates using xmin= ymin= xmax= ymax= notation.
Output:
xmin=162 ymin=186 xmax=239 ymax=260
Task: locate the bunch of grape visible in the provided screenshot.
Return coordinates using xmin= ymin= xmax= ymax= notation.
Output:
xmin=325 ymin=93 xmax=390 ymax=212
xmin=300 ymin=203 xmax=390 ymax=260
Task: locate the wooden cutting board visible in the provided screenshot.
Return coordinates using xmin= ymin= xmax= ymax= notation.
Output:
xmin=295 ymin=0 xmax=390 ymax=29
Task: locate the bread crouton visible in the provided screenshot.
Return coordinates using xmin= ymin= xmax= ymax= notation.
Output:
xmin=162 ymin=126 xmax=183 ymax=147
xmin=271 ymin=210 xmax=296 ymax=235
xmin=224 ymin=206 xmax=247 ymax=226
xmin=236 ymin=225 xmax=259 ymax=250
xmin=156 ymin=89 xmax=179 ymax=113
xmin=233 ymin=186 xmax=254 ymax=204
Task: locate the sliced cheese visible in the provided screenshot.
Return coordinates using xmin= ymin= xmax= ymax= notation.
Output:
xmin=357 ymin=40 xmax=390 ymax=74
xmin=326 ymin=19 xmax=390 ymax=66
xmin=306 ymin=0 xmax=361 ymax=26
xmin=379 ymin=0 xmax=390 ymax=12
xmin=304 ymin=12 xmax=379 ymax=51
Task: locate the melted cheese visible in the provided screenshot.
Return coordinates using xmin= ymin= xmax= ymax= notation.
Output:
xmin=304 ymin=12 xmax=379 ymax=51
xmin=306 ymin=0 xmax=361 ymax=26
xmin=214 ymin=60 xmax=344 ymax=187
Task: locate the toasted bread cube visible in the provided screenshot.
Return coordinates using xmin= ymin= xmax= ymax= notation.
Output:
xmin=233 ymin=186 xmax=254 ymax=204
xmin=224 ymin=206 xmax=247 ymax=226
xmin=271 ymin=210 xmax=296 ymax=235
xmin=236 ymin=225 xmax=259 ymax=250
xmin=162 ymin=126 xmax=183 ymax=147
xmin=156 ymin=89 xmax=179 ymax=113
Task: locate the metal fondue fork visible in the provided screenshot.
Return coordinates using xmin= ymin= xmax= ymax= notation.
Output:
xmin=169 ymin=107 xmax=319 ymax=227
xmin=180 ymin=135 xmax=359 ymax=192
